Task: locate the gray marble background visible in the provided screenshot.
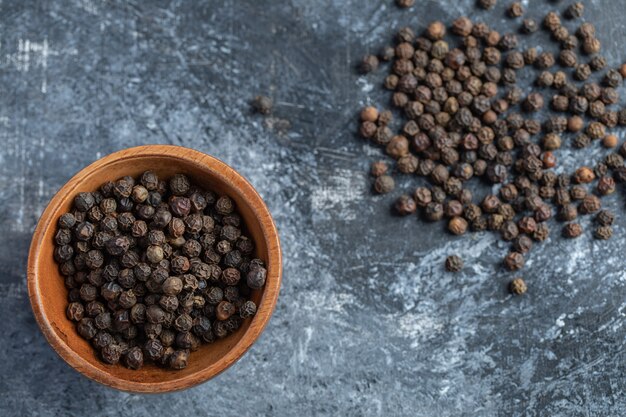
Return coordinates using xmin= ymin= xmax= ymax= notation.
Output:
xmin=2 ymin=0 xmax=626 ymax=415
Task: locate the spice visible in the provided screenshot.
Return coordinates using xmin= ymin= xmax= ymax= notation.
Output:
xmin=573 ymin=167 xmax=595 ymax=184
xmin=53 ymin=172 xmax=263 ymax=370
xmin=596 ymin=210 xmax=615 ymax=226
xmin=395 ymin=195 xmax=417 ymax=215
xmin=370 ymin=161 xmax=389 ymax=177
xmin=251 ymin=96 xmax=273 ymax=115
xmin=509 ymin=277 xmax=527 ymax=295
xmin=594 ymin=226 xmax=613 ymax=240
xmin=478 ymin=0 xmax=497 ymax=10
xmin=562 ymin=223 xmax=583 ymax=238
xmin=448 ymin=217 xmax=468 ymax=235
xmin=507 ymin=2 xmax=523 ymax=18
xmin=355 ymin=6 xmax=626 ymax=289
xmin=565 ymin=2 xmax=584 ymax=19
xmin=603 ymin=134 xmax=618 ymax=148
xmin=504 ymin=252 xmax=524 ymax=271
xmin=396 ymin=0 xmax=415 ymax=7
xmin=374 ymin=175 xmax=395 ymax=194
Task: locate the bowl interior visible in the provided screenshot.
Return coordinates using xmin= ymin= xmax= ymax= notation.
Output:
xmin=29 ymin=148 xmax=279 ymax=391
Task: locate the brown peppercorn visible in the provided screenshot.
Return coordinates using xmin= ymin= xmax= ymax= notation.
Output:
xmin=597 ymin=176 xmax=616 ymax=195
xmin=252 ymin=95 xmax=272 ymax=114
xmin=596 ymin=210 xmax=614 ymax=226
xmin=386 ymin=135 xmax=410 ymax=159
xmin=451 ymin=17 xmax=473 ymax=37
xmin=374 ymin=175 xmax=395 ymax=194
xmin=603 ymin=135 xmax=618 ymax=148
xmin=445 ymin=255 xmax=464 ymax=272
xmin=397 ymin=155 xmax=419 ymax=174
xmin=448 ymin=216 xmax=468 ymax=235
xmin=482 ymin=195 xmax=501 ymax=213
xmin=413 ymin=187 xmax=432 ymax=207
xmin=562 ymin=223 xmax=583 ymax=238
xmin=566 ymin=2 xmax=584 ymax=19
xmin=590 ymin=56 xmax=607 ymax=71
xmin=582 ymin=37 xmax=601 ymax=55
xmin=569 ymin=185 xmax=587 ymax=201
xmin=531 ymin=223 xmax=549 ymax=242
xmin=360 ymin=121 xmax=377 ymax=139
xmin=360 ymin=106 xmax=379 ymax=123
xmin=618 ymin=63 xmax=626 ymax=79
xmin=559 ymin=50 xmax=577 ymax=67
xmin=587 ymin=122 xmax=606 ymax=140
xmin=535 ymin=52 xmax=555 ymax=69
xmin=535 ymin=71 xmax=554 ymax=87
xmin=543 ymin=12 xmax=561 ymax=31
xmin=425 ymin=202 xmax=444 ymax=222
xmin=559 ymin=204 xmax=578 ymax=221
xmin=579 ymin=195 xmax=601 ymax=214
xmin=509 ymin=277 xmax=527 ymax=295
xmin=517 ymin=216 xmax=537 ymax=234
xmin=360 ymin=55 xmax=379 ymax=73
xmin=507 ymin=2 xmax=523 ymax=17
xmin=395 ymin=195 xmax=417 ymax=215
xmin=501 ymin=221 xmax=519 ymax=241
xmin=513 ymin=235 xmax=533 ymax=254
xmin=594 ymin=226 xmax=613 ymax=240
xmin=426 ymin=21 xmax=446 ymax=40
xmin=574 ymin=64 xmax=591 ymax=81
xmin=553 ymin=26 xmax=569 ymax=42
xmin=521 ymin=19 xmax=538 ymax=34
xmin=371 ymin=161 xmax=388 ymax=177
xmin=573 ymin=167 xmax=595 ymax=184
xmin=504 ymin=252 xmax=525 ymax=271
xmin=542 ymin=152 xmax=557 ymax=169
xmin=542 ymin=133 xmax=561 ymax=151
xmin=478 ymin=0 xmax=497 ymax=10
xmin=568 ymin=116 xmax=584 ymax=132
xmin=396 ymin=0 xmax=415 ymax=8
xmin=524 ymin=92 xmax=544 ymax=112
xmin=577 ymin=22 xmax=595 ymax=38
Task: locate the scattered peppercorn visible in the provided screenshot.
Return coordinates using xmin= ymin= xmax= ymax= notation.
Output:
xmin=445 ymin=255 xmax=464 ymax=272
xmin=251 ymin=95 xmax=273 ymax=115
xmin=478 ymin=0 xmax=497 ymax=10
xmin=565 ymin=2 xmax=584 ymax=19
xmin=355 ymin=5 xmax=626 ymax=293
xmin=53 ymin=172 xmax=263 ymax=370
xmin=594 ymin=225 xmax=613 ymax=240
xmin=396 ymin=0 xmax=415 ymax=7
xmin=509 ymin=277 xmax=527 ymax=295
xmin=507 ymin=2 xmax=523 ymax=18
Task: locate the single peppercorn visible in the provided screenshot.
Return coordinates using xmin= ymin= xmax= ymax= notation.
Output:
xmin=504 ymin=252 xmax=525 ymax=271
xmin=509 ymin=278 xmax=527 ymax=295
xmin=594 ymin=226 xmax=613 ymax=240
xmin=562 ymin=223 xmax=583 ymax=238
xmin=596 ymin=210 xmax=615 ymax=226
xmin=507 ymin=2 xmax=523 ymax=18
xmin=374 ymin=175 xmax=395 ymax=194
xmin=478 ymin=0 xmax=497 ymax=10
xmin=395 ymin=195 xmax=417 ymax=215
xmin=445 ymin=255 xmax=464 ymax=272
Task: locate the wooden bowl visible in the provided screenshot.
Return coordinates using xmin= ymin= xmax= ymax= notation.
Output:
xmin=27 ymin=145 xmax=282 ymax=393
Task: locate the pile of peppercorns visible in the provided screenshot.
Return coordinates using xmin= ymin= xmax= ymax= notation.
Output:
xmin=358 ymin=2 xmax=626 ymax=294
xmin=53 ymin=172 xmax=266 ymax=370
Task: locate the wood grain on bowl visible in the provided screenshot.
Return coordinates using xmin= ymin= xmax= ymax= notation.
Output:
xmin=27 ymin=145 xmax=282 ymax=393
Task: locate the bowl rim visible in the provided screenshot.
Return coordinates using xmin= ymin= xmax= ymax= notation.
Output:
xmin=27 ymin=145 xmax=282 ymax=393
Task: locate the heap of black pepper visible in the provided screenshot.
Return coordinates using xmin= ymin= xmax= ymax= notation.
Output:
xmin=54 ymin=172 xmax=265 ymax=370
xmin=358 ymin=3 xmax=626 ymax=293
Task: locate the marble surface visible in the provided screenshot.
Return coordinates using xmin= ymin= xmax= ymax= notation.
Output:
xmin=2 ymin=0 xmax=626 ymax=415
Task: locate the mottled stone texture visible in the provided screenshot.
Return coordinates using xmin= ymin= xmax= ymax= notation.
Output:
xmin=2 ymin=0 xmax=626 ymax=415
